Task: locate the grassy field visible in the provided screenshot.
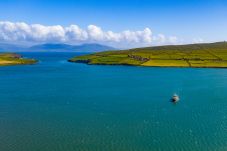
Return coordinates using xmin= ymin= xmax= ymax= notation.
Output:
xmin=0 ymin=53 xmax=37 ymax=66
xmin=69 ymin=42 xmax=227 ymax=68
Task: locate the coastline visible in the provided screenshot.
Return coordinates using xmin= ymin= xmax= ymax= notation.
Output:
xmin=68 ymin=60 xmax=227 ymax=69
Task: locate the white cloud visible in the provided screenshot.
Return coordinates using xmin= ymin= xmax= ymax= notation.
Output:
xmin=168 ymin=36 xmax=178 ymax=44
xmin=153 ymin=34 xmax=166 ymax=43
xmin=192 ymin=38 xmax=204 ymax=43
xmin=152 ymin=34 xmax=179 ymax=45
xmin=0 ymin=21 xmax=180 ymax=47
xmin=65 ymin=25 xmax=88 ymax=41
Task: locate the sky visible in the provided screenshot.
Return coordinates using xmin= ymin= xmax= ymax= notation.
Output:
xmin=0 ymin=0 xmax=227 ymax=48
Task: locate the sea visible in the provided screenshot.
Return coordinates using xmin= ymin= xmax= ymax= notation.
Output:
xmin=0 ymin=52 xmax=227 ymax=151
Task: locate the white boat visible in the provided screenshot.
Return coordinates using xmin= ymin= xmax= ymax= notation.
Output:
xmin=172 ymin=94 xmax=180 ymax=102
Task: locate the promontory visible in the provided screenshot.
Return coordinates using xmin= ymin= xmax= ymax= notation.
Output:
xmin=69 ymin=42 xmax=227 ymax=68
xmin=0 ymin=53 xmax=37 ymax=66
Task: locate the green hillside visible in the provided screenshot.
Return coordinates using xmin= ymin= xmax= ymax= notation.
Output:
xmin=0 ymin=53 xmax=37 ymax=66
xmin=69 ymin=42 xmax=227 ymax=68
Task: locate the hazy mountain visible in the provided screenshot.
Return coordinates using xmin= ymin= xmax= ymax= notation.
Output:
xmin=0 ymin=43 xmax=116 ymax=52
xmin=29 ymin=43 xmax=116 ymax=52
xmin=0 ymin=43 xmax=27 ymax=52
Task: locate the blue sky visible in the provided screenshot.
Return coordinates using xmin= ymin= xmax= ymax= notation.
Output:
xmin=0 ymin=0 xmax=227 ymax=47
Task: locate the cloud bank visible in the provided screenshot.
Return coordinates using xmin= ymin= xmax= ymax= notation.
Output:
xmin=0 ymin=21 xmax=178 ymax=47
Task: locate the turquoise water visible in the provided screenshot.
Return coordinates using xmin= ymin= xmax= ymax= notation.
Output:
xmin=0 ymin=52 xmax=227 ymax=151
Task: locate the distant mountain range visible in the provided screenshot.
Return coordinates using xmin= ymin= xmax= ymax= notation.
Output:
xmin=0 ymin=43 xmax=116 ymax=52
xmin=0 ymin=43 xmax=27 ymax=52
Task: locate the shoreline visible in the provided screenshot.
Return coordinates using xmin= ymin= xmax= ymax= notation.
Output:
xmin=68 ymin=60 xmax=227 ymax=69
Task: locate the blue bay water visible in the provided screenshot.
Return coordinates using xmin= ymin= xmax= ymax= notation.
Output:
xmin=0 ymin=52 xmax=227 ymax=151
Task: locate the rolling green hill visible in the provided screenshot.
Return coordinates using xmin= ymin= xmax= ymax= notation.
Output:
xmin=69 ymin=42 xmax=227 ymax=68
xmin=0 ymin=53 xmax=37 ymax=66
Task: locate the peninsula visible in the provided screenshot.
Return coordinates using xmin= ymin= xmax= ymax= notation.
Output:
xmin=69 ymin=42 xmax=227 ymax=68
xmin=0 ymin=53 xmax=37 ymax=66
